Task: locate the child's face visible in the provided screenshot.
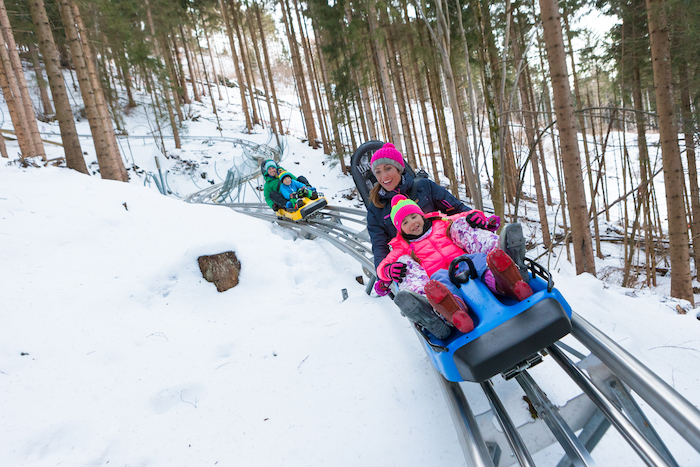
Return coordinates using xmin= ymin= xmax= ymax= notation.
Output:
xmin=401 ymin=213 xmax=424 ymax=236
xmin=282 ymin=177 xmax=292 ymax=185
xmin=373 ymin=164 xmax=401 ymax=191
xmin=267 ymin=166 xmax=278 ymax=177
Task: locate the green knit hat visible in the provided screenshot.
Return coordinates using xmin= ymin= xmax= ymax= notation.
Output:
xmin=390 ymin=195 xmax=424 ymax=231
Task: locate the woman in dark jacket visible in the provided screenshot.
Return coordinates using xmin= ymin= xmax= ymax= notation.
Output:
xmin=366 ymin=143 xmax=471 ymax=271
xmin=367 ymin=143 xmax=490 ymax=339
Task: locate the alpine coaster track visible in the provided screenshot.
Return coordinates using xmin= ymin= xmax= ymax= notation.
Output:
xmin=189 ymin=199 xmax=700 ymax=467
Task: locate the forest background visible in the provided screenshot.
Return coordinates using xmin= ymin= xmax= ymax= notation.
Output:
xmin=1 ymin=0 xmax=700 ymax=304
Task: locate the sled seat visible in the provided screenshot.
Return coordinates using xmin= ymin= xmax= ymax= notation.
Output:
xmin=422 ymin=256 xmax=572 ymax=383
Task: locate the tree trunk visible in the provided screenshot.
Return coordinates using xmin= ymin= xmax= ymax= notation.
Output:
xmin=367 ymin=1 xmax=401 ymax=152
xmin=0 ymin=33 xmax=34 ymax=159
xmin=171 ymin=34 xmax=190 ymax=105
xmin=161 ymin=35 xmax=184 ymax=120
xmin=71 ymin=2 xmax=127 ymax=179
xmin=143 ymin=0 xmax=181 ymax=150
xmin=58 ymin=0 xmax=124 ymax=180
xmin=472 ymin=0 xmax=503 ymax=218
xmin=279 ymin=0 xmax=317 ymax=147
xmin=179 ymin=26 xmax=200 ymax=103
xmin=191 ymin=14 xmax=222 ymax=132
xmin=0 ymin=41 xmax=35 ymax=159
xmin=539 ymin=0 xmax=596 ymax=275
xmin=230 ymin=0 xmax=260 ymax=125
xmin=29 ymin=43 xmax=54 ymax=118
xmin=398 ymin=43 xmax=423 ymax=168
xmin=219 ymin=1 xmax=249 ymax=131
xmin=247 ymin=5 xmax=277 ymax=134
xmin=455 ymin=0 xmax=482 ymax=190
xmin=201 ymin=20 xmax=223 ymax=101
xmin=632 ymin=56 xmax=653 ymax=285
xmin=0 ymin=125 xmax=7 ymax=157
xmin=416 ymin=0 xmax=480 ymax=206
xmin=293 ymin=0 xmax=329 ymax=153
xmin=0 ymin=0 xmax=45 ymax=160
xmin=646 ymin=0 xmax=693 ymax=302
xmin=343 ymin=4 xmax=376 ymax=141
xmin=380 ymin=7 xmax=415 ymax=166
xmin=28 ymin=0 xmax=87 ymax=174
xmin=117 ymin=48 xmax=137 ymax=108
xmin=562 ymin=8 xmax=602 ymax=259
xmin=254 ymin=3 xmax=284 ymax=135
xmin=679 ymin=61 xmax=700 ymax=277
xmin=311 ymin=21 xmax=346 ymax=171
xmin=413 ymin=20 xmax=440 ymax=182
xmin=510 ymin=17 xmax=550 ymax=248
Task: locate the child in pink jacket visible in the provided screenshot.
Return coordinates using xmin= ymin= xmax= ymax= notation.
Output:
xmin=376 ymin=195 xmax=532 ymax=337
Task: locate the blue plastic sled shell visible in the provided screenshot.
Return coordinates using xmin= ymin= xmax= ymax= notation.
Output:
xmin=423 ymin=273 xmax=572 ymax=383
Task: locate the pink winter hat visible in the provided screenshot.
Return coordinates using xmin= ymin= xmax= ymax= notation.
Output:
xmin=390 ymin=195 xmax=424 ymax=231
xmin=370 ymin=143 xmax=405 ymax=174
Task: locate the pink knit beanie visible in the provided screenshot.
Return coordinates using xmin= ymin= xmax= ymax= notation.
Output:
xmin=370 ymin=143 xmax=405 ymax=174
xmin=390 ymin=195 xmax=424 ymax=231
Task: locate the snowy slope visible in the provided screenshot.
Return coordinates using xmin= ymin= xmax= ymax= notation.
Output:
xmin=1 ymin=69 xmax=699 ymax=465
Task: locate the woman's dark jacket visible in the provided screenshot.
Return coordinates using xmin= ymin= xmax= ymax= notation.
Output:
xmin=366 ymin=173 xmax=471 ymax=270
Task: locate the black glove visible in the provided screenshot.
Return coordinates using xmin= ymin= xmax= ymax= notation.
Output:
xmin=290 ymin=192 xmax=297 ymax=199
xmin=297 ymin=187 xmax=308 ymax=198
xmin=383 ymin=262 xmax=407 ymax=283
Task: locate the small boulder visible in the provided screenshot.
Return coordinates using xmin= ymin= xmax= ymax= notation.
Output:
xmin=198 ymin=251 xmax=241 ymax=292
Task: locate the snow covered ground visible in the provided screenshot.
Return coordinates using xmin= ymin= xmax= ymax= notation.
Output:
xmin=2 ymin=74 xmax=700 ymax=466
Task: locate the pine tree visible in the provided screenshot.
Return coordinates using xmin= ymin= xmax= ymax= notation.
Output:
xmin=28 ymin=0 xmax=87 ymax=174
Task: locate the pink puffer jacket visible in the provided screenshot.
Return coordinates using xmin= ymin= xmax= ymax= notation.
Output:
xmin=377 ymin=212 xmax=469 ymax=280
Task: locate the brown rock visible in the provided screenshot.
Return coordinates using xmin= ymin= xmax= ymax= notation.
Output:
xmin=198 ymin=251 xmax=241 ymax=292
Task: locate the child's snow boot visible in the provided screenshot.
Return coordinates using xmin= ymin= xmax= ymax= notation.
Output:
xmin=309 ymin=189 xmax=319 ymax=200
xmin=499 ymin=223 xmax=529 ymax=282
xmin=394 ymin=290 xmax=451 ymax=339
xmin=424 ymin=280 xmax=474 ymax=333
xmin=487 ymin=248 xmax=533 ymax=301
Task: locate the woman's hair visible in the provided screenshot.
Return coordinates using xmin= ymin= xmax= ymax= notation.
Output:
xmin=369 ymin=183 xmax=384 ymax=208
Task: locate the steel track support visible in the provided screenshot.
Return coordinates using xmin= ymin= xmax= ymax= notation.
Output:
xmin=481 ymin=380 xmax=536 ymax=467
xmin=515 ymin=371 xmax=596 ymax=467
xmin=556 ymin=410 xmax=610 ymax=467
xmin=548 ymin=345 xmax=670 ymax=467
xmin=605 ymin=378 xmax=679 ymax=467
xmin=571 ymin=313 xmax=700 ymax=453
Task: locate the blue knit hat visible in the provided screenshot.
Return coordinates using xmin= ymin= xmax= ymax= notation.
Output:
xmin=263 ymin=159 xmax=278 ymax=173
